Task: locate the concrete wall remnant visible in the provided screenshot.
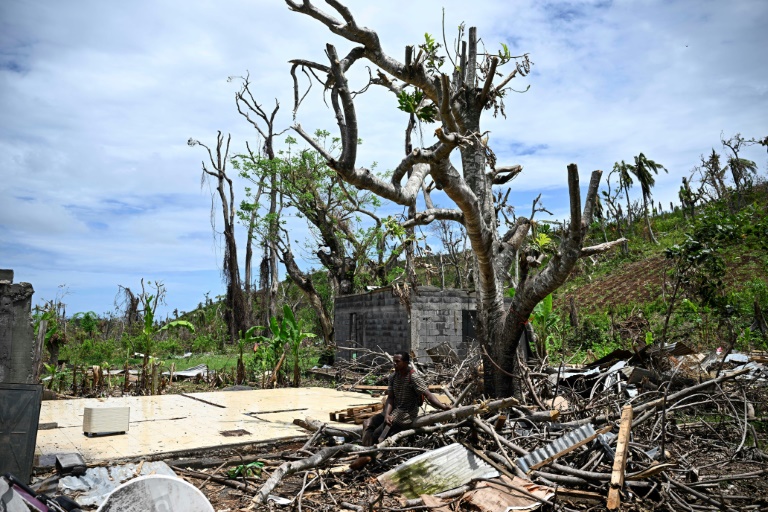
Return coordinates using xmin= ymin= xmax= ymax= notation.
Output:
xmin=0 ymin=270 xmax=37 ymax=384
xmin=334 ymin=286 xmax=508 ymax=362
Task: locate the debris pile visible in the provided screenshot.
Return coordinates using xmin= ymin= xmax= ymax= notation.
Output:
xmin=15 ymin=344 xmax=768 ymax=511
xmin=237 ymin=344 xmax=767 ymax=511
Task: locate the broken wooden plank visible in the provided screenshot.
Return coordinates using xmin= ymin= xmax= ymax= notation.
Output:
xmin=293 ymin=417 xmax=362 ymax=439
xmin=607 ymin=404 xmax=633 ymax=510
xmin=555 ymin=488 xmax=604 ymax=504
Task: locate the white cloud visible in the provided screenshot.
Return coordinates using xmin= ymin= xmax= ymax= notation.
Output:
xmin=1 ymin=0 xmax=766 ymax=316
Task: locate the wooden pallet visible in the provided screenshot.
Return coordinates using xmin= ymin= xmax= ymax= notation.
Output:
xmin=329 ymin=403 xmax=383 ymax=424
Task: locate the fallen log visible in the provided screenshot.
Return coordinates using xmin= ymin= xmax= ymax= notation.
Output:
xmin=293 ymin=417 xmax=362 ymax=440
xmin=410 ymin=396 xmax=519 ymax=429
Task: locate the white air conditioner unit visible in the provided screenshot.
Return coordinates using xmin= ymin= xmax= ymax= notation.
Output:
xmin=83 ymin=407 xmax=130 ymax=436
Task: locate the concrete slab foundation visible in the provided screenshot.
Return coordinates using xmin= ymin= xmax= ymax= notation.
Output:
xmin=36 ymin=387 xmax=378 ymax=465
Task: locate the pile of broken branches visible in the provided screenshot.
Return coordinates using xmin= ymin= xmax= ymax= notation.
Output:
xmin=182 ymin=346 xmax=768 ymax=511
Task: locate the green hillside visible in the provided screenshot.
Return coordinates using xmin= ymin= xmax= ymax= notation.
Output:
xmin=550 ymin=182 xmax=768 ymax=363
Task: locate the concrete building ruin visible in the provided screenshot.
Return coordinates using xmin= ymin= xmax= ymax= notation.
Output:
xmin=333 ymin=286 xmax=511 ymax=363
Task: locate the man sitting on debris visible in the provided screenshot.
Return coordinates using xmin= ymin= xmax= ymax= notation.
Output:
xmin=362 ymin=351 xmax=451 ymax=446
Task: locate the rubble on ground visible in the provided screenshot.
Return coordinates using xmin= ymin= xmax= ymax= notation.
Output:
xmin=13 ymin=345 xmax=768 ymax=511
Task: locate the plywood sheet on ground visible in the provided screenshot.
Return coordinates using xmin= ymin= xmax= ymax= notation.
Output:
xmin=36 ymin=388 xmax=378 ymax=464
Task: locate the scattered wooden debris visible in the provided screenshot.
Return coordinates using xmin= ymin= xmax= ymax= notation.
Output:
xmin=607 ymin=404 xmax=633 ymax=510
xmin=28 ymin=344 xmax=768 ymax=511
xmin=329 ymin=402 xmax=383 ymax=424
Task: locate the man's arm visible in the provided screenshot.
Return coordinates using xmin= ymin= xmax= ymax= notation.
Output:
xmin=424 ymin=389 xmax=451 ymax=411
xmin=410 ymin=370 xmax=451 ymax=411
xmin=384 ymin=374 xmax=396 ymax=425
xmin=383 ymin=394 xmax=395 ymax=424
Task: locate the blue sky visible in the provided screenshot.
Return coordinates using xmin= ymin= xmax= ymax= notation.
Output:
xmin=1 ymin=0 xmax=766 ymax=319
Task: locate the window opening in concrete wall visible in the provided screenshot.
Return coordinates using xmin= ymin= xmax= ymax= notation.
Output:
xmin=462 ymin=310 xmax=477 ymax=344
xmin=357 ymin=312 xmax=366 ymax=346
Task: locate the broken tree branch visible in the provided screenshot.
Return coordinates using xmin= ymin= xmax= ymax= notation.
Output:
xmin=254 ymin=397 xmax=519 ymax=502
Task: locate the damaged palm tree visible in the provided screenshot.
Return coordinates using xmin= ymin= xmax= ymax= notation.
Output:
xmin=283 ymin=0 xmax=625 ymax=397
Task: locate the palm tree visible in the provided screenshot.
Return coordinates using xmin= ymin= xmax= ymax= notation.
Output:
xmin=628 ymin=153 xmax=667 ymax=244
xmin=722 ymin=133 xmax=758 ymax=209
xmin=612 ymin=160 xmax=634 ymax=232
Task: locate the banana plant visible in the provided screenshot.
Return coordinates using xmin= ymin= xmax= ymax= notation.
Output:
xmin=135 ymin=294 xmax=195 ymax=394
xmin=236 ymin=326 xmax=260 ymax=385
xmin=252 ymin=305 xmax=316 ymax=387
xmin=530 ymin=293 xmax=561 ymax=358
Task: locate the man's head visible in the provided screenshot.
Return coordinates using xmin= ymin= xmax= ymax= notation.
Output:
xmin=393 ymin=351 xmax=410 ymax=372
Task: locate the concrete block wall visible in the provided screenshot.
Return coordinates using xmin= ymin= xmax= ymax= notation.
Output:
xmin=333 ymin=285 xmax=516 ymax=363
xmin=411 ymin=287 xmax=476 ymax=360
xmin=333 ymin=287 xmax=409 ymax=362
xmin=0 ymin=270 xmax=37 ymax=384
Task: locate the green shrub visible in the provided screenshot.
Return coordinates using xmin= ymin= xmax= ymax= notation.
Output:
xmin=736 ymin=327 xmax=768 ymax=352
xmin=156 ymin=338 xmax=183 ymax=356
xmin=192 ymin=335 xmax=219 ymax=353
xmin=554 ymin=317 xmax=623 ymax=364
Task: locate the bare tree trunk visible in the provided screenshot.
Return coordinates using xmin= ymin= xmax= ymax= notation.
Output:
xmin=439 ymin=253 xmax=445 ymax=289
xmin=258 ymin=245 xmax=270 ymax=335
xmin=244 ymin=204 xmax=257 ymax=325
xmin=193 ymin=132 xmax=248 ymax=345
xmin=643 ymin=195 xmax=658 ymax=244
xmin=569 ymin=296 xmax=579 ymax=329
xmin=280 ymin=245 xmax=334 ymax=346
xmin=268 ymin=173 xmax=280 ymax=321
xmin=494 ymin=166 xmax=602 ymax=398
xmin=624 ymin=184 xmax=633 ymax=234
xmin=404 ymin=113 xmax=418 ymax=290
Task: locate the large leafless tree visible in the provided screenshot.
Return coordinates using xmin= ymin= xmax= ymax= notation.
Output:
xmin=283 ymin=1 xmax=623 ymax=397
xmin=234 ymin=78 xmax=282 ymax=331
xmin=190 ymin=132 xmax=251 ymax=346
xmin=234 ymin=79 xmax=404 ymax=349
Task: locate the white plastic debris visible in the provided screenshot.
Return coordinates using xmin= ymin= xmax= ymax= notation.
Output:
xmin=58 ymin=461 xmax=177 ymax=507
xmin=97 ymin=475 xmax=213 ymax=511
